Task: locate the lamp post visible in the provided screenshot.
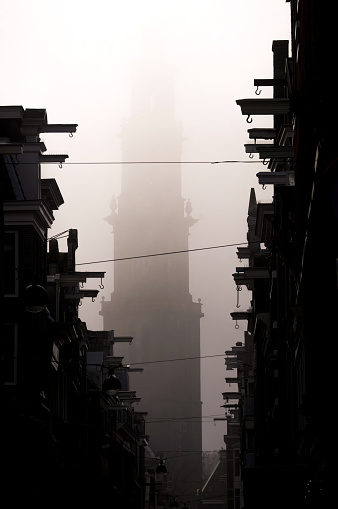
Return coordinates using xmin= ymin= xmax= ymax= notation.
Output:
xmin=154 ymin=456 xmax=167 ymax=508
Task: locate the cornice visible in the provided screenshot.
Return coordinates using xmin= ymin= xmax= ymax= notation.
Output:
xmin=3 ymin=199 xmax=54 ymax=239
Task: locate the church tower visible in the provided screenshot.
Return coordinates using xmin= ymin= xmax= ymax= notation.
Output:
xmin=100 ymin=36 xmax=203 ymax=503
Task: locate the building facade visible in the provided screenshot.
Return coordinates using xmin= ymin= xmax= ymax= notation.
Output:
xmin=1 ymin=106 xmax=148 ymax=506
xmin=222 ymin=2 xmax=334 ymax=508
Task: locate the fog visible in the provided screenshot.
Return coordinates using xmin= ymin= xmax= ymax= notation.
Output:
xmin=0 ymin=0 xmax=290 ymax=452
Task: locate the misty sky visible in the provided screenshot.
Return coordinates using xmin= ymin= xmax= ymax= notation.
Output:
xmin=0 ymin=0 xmax=291 ymax=451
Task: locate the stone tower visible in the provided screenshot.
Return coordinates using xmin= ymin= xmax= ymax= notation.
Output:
xmin=100 ymin=36 xmax=203 ymax=503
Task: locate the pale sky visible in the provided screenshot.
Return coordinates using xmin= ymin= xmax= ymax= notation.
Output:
xmin=0 ymin=0 xmax=291 ymax=451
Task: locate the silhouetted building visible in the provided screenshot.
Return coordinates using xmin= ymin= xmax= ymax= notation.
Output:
xmin=100 ymin=37 xmax=203 ymax=505
xmin=1 ymin=107 xmax=147 ymax=507
xmin=229 ymin=3 xmax=335 ymax=507
xmin=0 ymin=107 xmax=80 ymax=502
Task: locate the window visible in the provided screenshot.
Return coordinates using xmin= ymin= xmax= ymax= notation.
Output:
xmin=4 ymin=231 xmax=18 ymax=297
xmin=235 ymin=488 xmax=241 ymax=509
xmin=234 ymin=449 xmax=240 ymax=477
xmin=2 ymin=323 xmax=18 ymax=385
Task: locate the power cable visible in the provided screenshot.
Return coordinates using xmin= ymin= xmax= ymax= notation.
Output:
xmin=25 ymin=351 xmax=229 ymax=367
xmin=146 ymin=414 xmax=227 ymax=424
xmin=74 ymin=241 xmax=255 ymax=267
xmin=126 ymin=353 xmax=226 ymax=366
xmin=146 ymin=413 xmax=225 ymax=422
xmin=16 ymin=239 xmax=262 ymax=271
xmin=150 ymin=450 xmax=222 ymax=454
xmin=42 ymin=159 xmax=265 ymax=165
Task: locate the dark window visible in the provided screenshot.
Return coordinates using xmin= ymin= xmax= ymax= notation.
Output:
xmin=4 ymin=231 xmax=18 ymax=296
xmin=2 ymin=323 xmax=17 ymax=384
xmin=234 ymin=449 xmax=240 ymax=476
xmin=235 ymin=488 xmax=241 ymax=509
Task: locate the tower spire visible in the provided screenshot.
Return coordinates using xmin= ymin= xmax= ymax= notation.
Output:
xmin=100 ymin=32 xmax=203 ymax=505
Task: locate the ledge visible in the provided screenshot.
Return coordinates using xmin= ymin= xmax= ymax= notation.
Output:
xmin=0 ymin=106 xmax=25 ymax=119
xmin=39 ymin=124 xmax=78 ymax=134
xmin=4 ymin=199 xmax=55 ymax=238
xmin=41 ymin=178 xmax=64 ymax=210
xmin=0 ymin=143 xmax=23 ymax=154
xmin=236 ymin=98 xmax=290 ymax=116
xmin=256 ymin=171 xmax=295 ymax=186
xmin=248 ymin=128 xmax=276 ymax=140
xmin=237 ymin=246 xmax=251 ymax=260
xmin=255 ymin=144 xmax=294 ymax=159
xmin=223 ymin=391 xmax=241 ymax=400
xmin=39 ymin=154 xmax=69 ymax=164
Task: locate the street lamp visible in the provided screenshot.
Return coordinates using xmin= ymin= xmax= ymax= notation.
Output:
xmin=155 ymin=459 xmax=167 ymax=474
xmin=24 ymin=283 xmax=49 ymax=313
xmin=102 ymin=373 xmax=121 ymax=396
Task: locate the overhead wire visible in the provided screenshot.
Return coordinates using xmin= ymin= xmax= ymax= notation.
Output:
xmin=19 ymin=239 xmax=262 ymax=272
xmin=145 ymin=413 xmax=227 ymax=424
xmin=41 ymin=159 xmax=265 ymax=165
xmin=146 ymin=413 xmax=226 ymax=421
xmin=126 ymin=353 xmax=226 ymax=366
xmin=74 ymin=241 xmax=260 ymax=267
xmin=36 ymin=165 xmax=246 ymax=472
